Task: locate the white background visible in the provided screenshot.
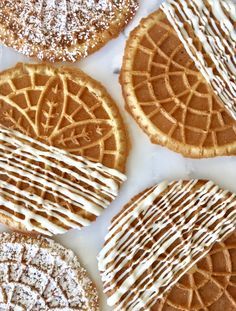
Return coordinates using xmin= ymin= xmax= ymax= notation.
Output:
xmin=0 ymin=1 xmax=235 ymax=310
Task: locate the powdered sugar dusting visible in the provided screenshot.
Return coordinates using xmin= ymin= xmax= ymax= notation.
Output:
xmin=0 ymin=0 xmax=139 ymax=61
xmin=0 ymin=233 xmax=99 ymax=310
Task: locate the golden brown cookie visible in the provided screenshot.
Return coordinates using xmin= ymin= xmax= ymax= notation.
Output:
xmin=161 ymin=0 xmax=236 ymax=121
xmin=120 ymin=10 xmax=236 ymax=158
xmin=98 ymin=179 xmax=236 ymax=310
xmin=0 ymin=232 xmax=99 ymax=310
xmin=153 ymin=232 xmax=236 ymax=311
xmin=0 ymin=63 xmax=128 ymax=235
xmin=0 ymin=0 xmax=139 ymax=62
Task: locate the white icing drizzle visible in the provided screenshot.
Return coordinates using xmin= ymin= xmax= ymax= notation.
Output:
xmin=161 ymin=0 xmax=236 ymax=119
xmin=0 ymin=126 xmax=126 ymax=235
xmin=98 ymin=180 xmax=236 ymax=311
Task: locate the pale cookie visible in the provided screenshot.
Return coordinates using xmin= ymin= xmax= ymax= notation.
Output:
xmin=0 ymin=232 xmax=99 ymax=310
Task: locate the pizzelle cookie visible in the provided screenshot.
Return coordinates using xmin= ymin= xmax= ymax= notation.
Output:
xmin=0 ymin=232 xmax=99 ymax=310
xmin=98 ymin=179 xmax=236 ymax=310
xmin=120 ymin=7 xmax=236 ymax=158
xmin=0 ymin=0 xmax=139 ymax=62
xmin=153 ymin=232 xmax=236 ymax=311
xmin=0 ymin=63 xmax=128 ymax=236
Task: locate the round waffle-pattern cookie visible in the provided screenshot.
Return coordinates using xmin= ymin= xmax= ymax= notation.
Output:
xmin=161 ymin=0 xmax=236 ymax=121
xmin=153 ymin=232 xmax=236 ymax=311
xmin=120 ymin=10 xmax=236 ymax=158
xmin=0 ymin=0 xmax=139 ymax=62
xmin=98 ymin=179 xmax=236 ymax=311
xmin=0 ymin=232 xmax=99 ymax=310
xmin=0 ymin=63 xmax=128 ymax=235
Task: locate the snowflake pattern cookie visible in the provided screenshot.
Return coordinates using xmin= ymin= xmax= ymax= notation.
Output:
xmin=98 ymin=179 xmax=236 ymax=310
xmin=120 ymin=5 xmax=236 ymax=158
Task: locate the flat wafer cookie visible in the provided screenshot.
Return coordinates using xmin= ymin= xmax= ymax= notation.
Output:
xmin=98 ymin=179 xmax=236 ymax=310
xmin=0 ymin=232 xmax=99 ymax=310
xmin=153 ymin=232 xmax=236 ymax=310
xmin=161 ymin=0 xmax=236 ymax=120
xmin=0 ymin=0 xmax=139 ymax=62
xmin=0 ymin=63 xmax=128 ymax=235
xmin=120 ymin=9 xmax=236 ymax=158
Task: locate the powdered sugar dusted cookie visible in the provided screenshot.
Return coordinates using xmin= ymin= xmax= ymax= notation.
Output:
xmin=0 ymin=232 xmax=99 ymax=310
xmin=0 ymin=63 xmax=128 ymax=236
xmin=0 ymin=0 xmax=139 ymax=62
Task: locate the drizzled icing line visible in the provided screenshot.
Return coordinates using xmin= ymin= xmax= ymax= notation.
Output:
xmin=98 ymin=180 xmax=236 ymax=311
xmin=0 ymin=126 xmax=126 ymax=235
xmin=161 ymin=0 xmax=236 ymax=120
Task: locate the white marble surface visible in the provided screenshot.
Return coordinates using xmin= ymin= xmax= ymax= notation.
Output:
xmin=0 ymin=1 xmax=235 ymax=310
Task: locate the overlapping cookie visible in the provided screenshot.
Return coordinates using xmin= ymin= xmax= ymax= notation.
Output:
xmin=0 ymin=63 xmax=128 ymax=236
xmin=0 ymin=232 xmax=99 ymax=310
xmin=98 ymin=179 xmax=236 ymax=310
xmin=0 ymin=0 xmax=139 ymax=62
xmin=120 ymin=1 xmax=236 ymax=158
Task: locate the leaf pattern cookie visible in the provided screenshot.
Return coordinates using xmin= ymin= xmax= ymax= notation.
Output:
xmin=0 ymin=63 xmax=128 ymax=235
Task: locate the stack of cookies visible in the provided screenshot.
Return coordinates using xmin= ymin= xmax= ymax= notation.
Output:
xmin=0 ymin=0 xmax=235 ymax=310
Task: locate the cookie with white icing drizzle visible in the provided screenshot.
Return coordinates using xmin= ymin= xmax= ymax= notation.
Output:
xmin=120 ymin=6 xmax=236 ymax=158
xmin=0 ymin=63 xmax=128 ymax=236
xmin=0 ymin=0 xmax=139 ymax=62
xmin=153 ymin=232 xmax=236 ymax=310
xmin=98 ymin=179 xmax=236 ymax=310
xmin=0 ymin=232 xmax=99 ymax=310
xmin=161 ymin=0 xmax=236 ymax=120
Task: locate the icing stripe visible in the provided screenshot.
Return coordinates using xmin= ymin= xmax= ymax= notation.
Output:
xmin=0 ymin=126 xmax=126 ymax=235
xmin=98 ymin=180 xmax=236 ymax=311
xmin=161 ymin=0 xmax=236 ymax=119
